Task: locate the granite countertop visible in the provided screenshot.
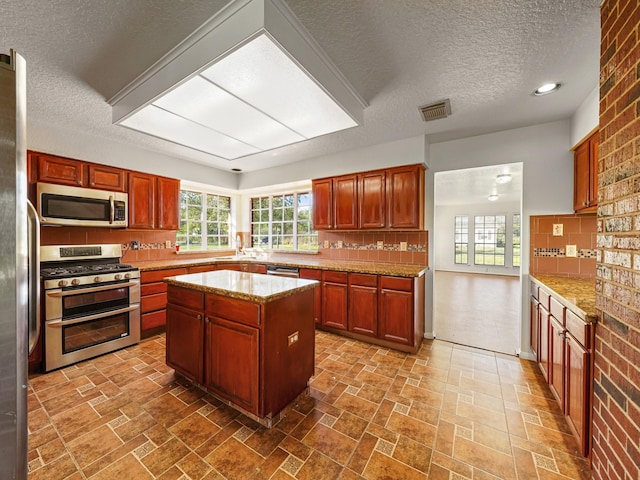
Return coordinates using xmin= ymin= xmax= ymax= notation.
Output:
xmin=530 ymin=274 xmax=597 ymax=321
xmin=164 ymin=270 xmax=319 ymax=303
xmin=133 ymin=254 xmax=428 ymax=277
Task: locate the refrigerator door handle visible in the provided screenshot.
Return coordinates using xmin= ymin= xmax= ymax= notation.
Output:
xmin=27 ymin=199 xmax=40 ymax=355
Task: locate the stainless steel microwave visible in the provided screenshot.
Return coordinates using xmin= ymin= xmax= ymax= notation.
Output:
xmin=37 ymin=183 xmax=128 ymax=228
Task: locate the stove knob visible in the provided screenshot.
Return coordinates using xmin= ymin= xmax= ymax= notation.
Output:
xmin=94 ymin=276 xmax=101 ymax=283
xmin=114 ymin=274 xmax=122 ymax=280
xmin=71 ymin=279 xmax=80 ymax=286
xmin=58 ymin=280 xmax=67 ymax=287
xmin=124 ymin=273 xmax=131 ymax=279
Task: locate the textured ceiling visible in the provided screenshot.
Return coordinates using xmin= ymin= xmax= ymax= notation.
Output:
xmin=1 ymin=0 xmax=600 ymax=173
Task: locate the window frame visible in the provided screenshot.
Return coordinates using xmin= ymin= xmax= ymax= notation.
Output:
xmin=177 ymin=186 xmax=234 ymax=252
xmin=473 ymin=214 xmax=506 ymax=266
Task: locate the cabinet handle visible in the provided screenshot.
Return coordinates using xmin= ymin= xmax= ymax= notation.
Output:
xmin=197 ymin=314 xmax=202 ymax=320
xmin=583 ymin=201 xmax=588 ymax=206
xmin=204 ymin=316 xmax=210 ymax=323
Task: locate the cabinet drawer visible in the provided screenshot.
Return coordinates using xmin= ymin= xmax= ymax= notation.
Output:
xmin=141 ymin=293 xmax=167 ymax=314
xmin=206 ymin=294 xmax=261 ymax=326
xmin=380 ymin=276 xmax=413 ymax=292
xmin=530 ymin=282 xmax=539 ymax=300
xmin=300 ymin=268 xmax=322 ymax=280
xmin=348 ymin=273 xmax=378 ymax=287
xmin=167 ymin=287 xmax=204 ymax=311
xmin=550 ymin=297 xmax=565 ymax=324
xmin=141 ymin=281 xmax=167 ymax=296
xmin=538 ymin=288 xmax=551 ymax=311
xmin=323 ymin=271 xmax=347 ymax=283
xmin=566 ymin=309 xmax=590 ymax=347
xmin=187 ymin=265 xmax=216 ymax=274
xmin=141 ymin=310 xmax=166 ymax=331
xmin=141 ymin=268 xmax=188 ymax=284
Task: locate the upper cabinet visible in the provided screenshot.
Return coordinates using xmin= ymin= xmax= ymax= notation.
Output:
xmin=88 ymin=164 xmax=127 ymax=192
xmin=128 ymin=172 xmax=180 ymax=230
xmin=35 ymin=152 xmax=85 ymax=187
xmin=312 ymin=164 xmax=425 ymax=231
xmin=573 ymin=131 xmax=599 ymax=213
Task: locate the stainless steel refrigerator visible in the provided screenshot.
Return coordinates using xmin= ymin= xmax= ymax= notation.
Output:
xmin=0 ymin=50 xmax=40 ymax=480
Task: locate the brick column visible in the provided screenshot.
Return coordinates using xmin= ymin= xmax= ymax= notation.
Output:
xmin=592 ymin=1 xmax=640 ymax=479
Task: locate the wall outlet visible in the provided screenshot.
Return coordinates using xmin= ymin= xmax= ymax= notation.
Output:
xmin=337 ymin=240 xmax=343 ymax=249
xmin=323 ymin=240 xmax=329 ymax=249
xmin=566 ymin=245 xmax=578 ymax=257
xmin=377 ymin=240 xmax=384 ymax=250
xmin=553 ymin=224 xmax=563 ymax=236
xmin=288 ymin=331 xmax=299 ymax=345
xmin=165 ymin=240 xmax=172 ymax=248
xmin=130 ymin=240 xmax=139 ymax=250
xmin=400 ymin=241 xmax=408 ymax=251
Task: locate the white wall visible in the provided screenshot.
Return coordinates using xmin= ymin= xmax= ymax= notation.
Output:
xmin=570 ymin=86 xmax=599 ymax=149
xmin=28 ymin=118 xmax=239 ymax=189
xmin=426 ymin=119 xmax=574 ymax=358
xmin=434 ymin=202 xmax=521 ymax=274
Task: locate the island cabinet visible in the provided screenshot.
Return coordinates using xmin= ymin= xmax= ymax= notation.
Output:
xmin=164 ymin=271 xmax=317 ymax=427
xmin=312 ymin=163 xmax=425 ymax=231
xmin=140 ymin=267 xmax=187 ymax=337
xmin=573 ymin=130 xmax=599 ymax=213
xmin=128 ymin=172 xmax=180 ymax=230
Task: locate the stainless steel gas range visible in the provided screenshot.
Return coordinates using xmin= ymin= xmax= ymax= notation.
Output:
xmin=40 ymin=244 xmax=140 ymax=372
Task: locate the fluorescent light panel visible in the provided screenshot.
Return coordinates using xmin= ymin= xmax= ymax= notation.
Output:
xmin=112 ymin=0 xmax=365 ymax=161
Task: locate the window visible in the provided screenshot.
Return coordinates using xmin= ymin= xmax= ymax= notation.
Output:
xmin=177 ymin=190 xmax=231 ymax=251
xmin=251 ymin=192 xmax=318 ymax=251
xmin=512 ymin=213 xmax=521 ymax=267
xmin=454 ymin=215 xmax=469 ymax=264
xmin=474 ymin=215 xmax=506 ymax=266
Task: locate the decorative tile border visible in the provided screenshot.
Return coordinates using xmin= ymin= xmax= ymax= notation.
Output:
xmin=533 ymin=248 xmax=597 ymax=258
xmin=322 ymin=242 xmax=427 ymax=252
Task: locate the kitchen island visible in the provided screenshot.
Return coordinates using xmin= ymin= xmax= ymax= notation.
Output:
xmin=163 ymin=270 xmax=318 ymax=427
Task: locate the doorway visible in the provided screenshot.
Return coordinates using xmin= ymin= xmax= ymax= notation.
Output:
xmin=433 ymin=163 xmax=522 ymax=355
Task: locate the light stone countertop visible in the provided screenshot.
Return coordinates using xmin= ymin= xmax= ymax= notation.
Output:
xmin=164 ymin=270 xmax=319 ymax=303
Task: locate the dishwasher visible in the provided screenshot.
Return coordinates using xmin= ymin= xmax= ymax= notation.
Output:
xmin=266 ymin=265 xmax=300 ymax=278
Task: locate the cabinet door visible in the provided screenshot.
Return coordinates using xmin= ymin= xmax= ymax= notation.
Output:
xmin=312 ymin=178 xmax=333 ymax=229
xmin=387 ymin=165 xmax=424 ymax=229
xmin=549 ymin=317 xmax=565 ymax=409
xmin=300 ymin=268 xmax=322 ymax=325
xmin=348 ymin=285 xmax=377 ymax=336
xmin=205 ymin=316 xmax=259 ymax=413
xmin=37 ymin=154 xmax=85 ymax=186
xmin=565 ymin=333 xmax=590 ymax=456
xmin=538 ymin=306 xmax=550 ymax=381
xmin=379 ymin=288 xmax=413 ymax=346
xmin=166 ymin=304 xmax=204 ymax=383
xmin=359 ymin=171 xmax=386 ymax=229
xmin=334 ymin=174 xmax=358 ymax=229
xmin=88 ymin=164 xmax=127 ymax=192
xmin=128 ymin=172 xmax=156 ymax=229
xmin=530 ymin=297 xmax=539 ymax=357
xmin=573 ymin=140 xmax=591 ymax=212
xmin=156 ymin=176 xmax=180 ymax=230
xmin=322 ymin=281 xmax=348 ymax=330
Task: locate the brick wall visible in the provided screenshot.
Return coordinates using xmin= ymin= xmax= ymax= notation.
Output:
xmin=592 ymin=1 xmax=640 ymax=479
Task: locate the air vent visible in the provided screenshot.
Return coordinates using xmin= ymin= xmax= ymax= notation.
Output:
xmin=418 ymin=99 xmax=451 ymax=122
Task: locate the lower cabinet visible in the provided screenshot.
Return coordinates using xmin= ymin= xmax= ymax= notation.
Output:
xmin=322 ymin=271 xmax=348 ymax=330
xmin=140 ymin=267 xmax=187 ymax=336
xmin=300 ymin=268 xmax=322 ymax=325
xmin=379 ymin=276 xmax=414 ymax=346
xmin=348 ymin=273 xmax=378 ymax=337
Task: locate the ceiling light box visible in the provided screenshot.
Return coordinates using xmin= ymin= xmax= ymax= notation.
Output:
xmin=108 ymin=0 xmax=366 ymax=160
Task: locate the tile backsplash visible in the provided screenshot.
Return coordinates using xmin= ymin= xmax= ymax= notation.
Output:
xmin=529 ymin=213 xmax=597 ymax=279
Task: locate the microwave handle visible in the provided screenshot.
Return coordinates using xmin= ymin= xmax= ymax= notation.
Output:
xmin=109 ymin=195 xmax=114 ymax=224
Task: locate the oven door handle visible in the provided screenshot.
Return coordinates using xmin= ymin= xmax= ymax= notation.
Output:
xmin=46 ymin=281 xmax=139 ymax=297
xmin=46 ymin=304 xmax=140 ymax=327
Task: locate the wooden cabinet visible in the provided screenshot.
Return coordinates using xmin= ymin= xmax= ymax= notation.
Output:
xmin=348 ymin=273 xmax=377 ymax=337
xmin=128 ymin=172 xmax=180 ymax=230
xmin=379 ymin=276 xmax=414 ymax=347
xmin=36 ymin=153 xmax=85 ymax=186
xmin=300 ymin=268 xmax=322 ymax=325
xmin=573 ymin=131 xmax=599 ymax=213
xmin=387 ymin=164 xmax=425 ymax=229
xmin=359 ymin=170 xmax=386 ymax=229
xmin=140 ymin=267 xmax=187 ymax=336
xmin=88 ymin=164 xmax=127 ymax=192
xmin=165 ymin=286 xmax=205 ymax=383
xmin=529 ymin=282 xmax=539 ymax=357
xmin=531 ymin=277 xmax=595 ymax=457
xmin=312 ymin=164 xmax=425 ymax=231
xmin=322 ymin=271 xmax=348 ymax=330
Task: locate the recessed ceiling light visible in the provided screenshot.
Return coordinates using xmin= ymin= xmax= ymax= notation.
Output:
xmin=109 ymin=0 xmax=366 ymax=161
xmin=496 ymin=174 xmax=512 ymax=184
xmin=488 ymin=194 xmax=499 ymax=201
xmin=533 ymin=83 xmax=561 ymax=96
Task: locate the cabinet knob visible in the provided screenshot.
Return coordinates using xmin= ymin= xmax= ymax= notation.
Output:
xmin=197 ymin=314 xmax=202 ymax=320
xmin=204 ymin=316 xmax=210 ymax=323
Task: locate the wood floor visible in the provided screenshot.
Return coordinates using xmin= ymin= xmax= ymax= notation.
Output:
xmin=27 ymin=330 xmax=591 ymax=479
xmin=434 ymin=271 xmax=521 ymax=355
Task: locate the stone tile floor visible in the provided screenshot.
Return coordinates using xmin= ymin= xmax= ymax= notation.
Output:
xmin=27 ymin=331 xmax=592 ymax=479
